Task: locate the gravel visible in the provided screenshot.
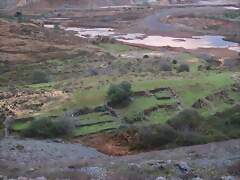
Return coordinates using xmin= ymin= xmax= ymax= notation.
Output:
xmin=0 ymin=137 xmax=107 ymax=168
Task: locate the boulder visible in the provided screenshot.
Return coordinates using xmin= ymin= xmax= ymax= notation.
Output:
xmin=175 ymin=161 xmax=191 ymax=173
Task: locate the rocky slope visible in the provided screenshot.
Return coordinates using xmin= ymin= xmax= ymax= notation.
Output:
xmin=0 ymin=137 xmax=239 ymax=179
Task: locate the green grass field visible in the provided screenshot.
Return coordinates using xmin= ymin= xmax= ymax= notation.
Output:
xmin=4 ymin=45 xmax=239 ymax=137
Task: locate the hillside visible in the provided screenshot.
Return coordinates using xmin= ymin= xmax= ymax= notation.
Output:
xmin=0 ymin=0 xmax=240 ymax=179
xmin=0 ymin=0 xmax=160 ymax=10
xmin=1 ymin=138 xmax=240 ymax=179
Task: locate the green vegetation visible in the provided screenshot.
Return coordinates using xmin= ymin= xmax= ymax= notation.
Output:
xmin=36 ymin=53 xmax=235 ymax=136
xmin=160 ymin=63 xmax=172 ymax=71
xmin=98 ymin=43 xmax=133 ymax=54
xmin=107 ymin=81 xmax=132 ymax=106
xmin=177 ymin=63 xmax=190 ymax=73
xmin=31 ymin=70 xmax=51 ymax=84
xmin=11 ymin=121 xmax=31 ymax=131
xmin=123 ymin=105 xmax=240 ymax=150
xmin=123 ymin=111 xmax=145 ymax=124
xmin=168 ymin=109 xmax=204 ymax=131
xmin=132 ymin=124 xmax=178 ymax=149
xmin=224 ymin=11 xmax=240 ymax=20
xmin=23 ymin=117 xmax=74 ymax=138
xmin=73 ymin=121 xmax=120 ymax=136
xmin=14 ymin=11 xmax=23 ymax=22
xmin=2 ymin=39 xmax=239 ymax=140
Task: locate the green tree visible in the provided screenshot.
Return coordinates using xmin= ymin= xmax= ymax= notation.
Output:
xmin=107 ymin=81 xmax=132 ymax=106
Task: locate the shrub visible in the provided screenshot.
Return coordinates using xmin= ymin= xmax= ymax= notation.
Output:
xmin=123 ymin=111 xmax=145 ymax=124
xmin=197 ymin=54 xmax=219 ymax=65
xmin=107 ymin=81 xmax=132 ymax=106
xmin=177 ymin=64 xmax=190 ymax=73
xmin=172 ymin=59 xmax=178 ymax=64
xmin=168 ymin=109 xmax=204 ymax=131
xmin=175 ymin=131 xmax=207 ymax=146
xmin=228 ymin=112 xmax=240 ymax=126
xmin=23 ymin=116 xmax=74 ymax=138
xmin=14 ymin=11 xmax=22 ymax=17
xmin=54 ymin=24 xmax=60 ymax=31
xmin=206 ymin=65 xmax=212 ymax=70
xmin=133 ymin=124 xmax=178 ymax=149
xmin=160 ymin=63 xmax=172 ymax=71
xmin=31 ymin=70 xmax=50 ymax=84
xmin=14 ymin=11 xmax=23 ymax=22
xmin=143 ymin=54 xmax=149 ymax=58
xmin=224 ymin=11 xmax=240 ymax=19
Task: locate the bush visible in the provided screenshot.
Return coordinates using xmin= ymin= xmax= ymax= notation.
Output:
xmin=160 ymin=63 xmax=172 ymax=71
xmin=197 ymin=54 xmax=219 ymax=65
xmin=54 ymin=24 xmax=60 ymax=31
xmin=14 ymin=11 xmax=23 ymax=22
xmin=14 ymin=11 xmax=22 ymax=17
xmin=133 ymin=124 xmax=178 ymax=149
xmin=168 ymin=109 xmax=204 ymax=131
xmin=143 ymin=54 xmax=149 ymax=58
xmin=228 ymin=112 xmax=240 ymax=126
xmin=23 ymin=116 xmax=74 ymax=138
xmin=175 ymin=131 xmax=207 ymax=146
xmin=172 ymin=59 xmax=178 ymax=64
xmin=177 ymin=64 xmax=190 ymax=73
xmin=31 ymin=70 xmax=50 ymax=84
xmin=123 ymin=111 xmax=145 ymax=124
xmin=107 ymin=81 xmax=132 ymax=106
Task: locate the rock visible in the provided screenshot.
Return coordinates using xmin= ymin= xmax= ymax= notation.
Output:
xmin=52 ymin=139 xmax=64 ymax=143
xmin=155 ymin=177 xmax=166 ymax=180
xmin=221 ymin=176 xmax=236 ymax=180
xmin=175 ymin=161 xmax=191 ymax=173
xmin=166 ymin=160 xmax=172 ymax=164
xmin=145 ymin=160 xmax=168 ymax=169
xmin=28 ymin=168 xmax=35 ymax=172
xmin=9 ymin=147 xmax=15 ymax=151
xmin=80 ymin=166 xmax=107 ymax=180
xmin=128 ymin=163 xmax=141 ymax=168
xmin=34 ymin=177 xmax=47 ymax=180
xmin=15 ymin=144 xmax=24 ymax=150
xmin=17 ymin=177 xmax=28 ymax=180
xmin=192 ymin=177 xmax=203 ymax=180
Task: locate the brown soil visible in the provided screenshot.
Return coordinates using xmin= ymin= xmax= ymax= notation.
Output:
xmin=74 ymin=133 xmax=133 ymax=156
xmin=162 ymin=16 xmax=240 ymax=36
xmin=0 ymin=19 xmax=93 ymax=64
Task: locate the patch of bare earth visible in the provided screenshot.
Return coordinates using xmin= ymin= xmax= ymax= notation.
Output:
xmin=74 ymin=133 xmax=133 ymax=156
xmin=0 ymin=19 xmax=95 ymax=64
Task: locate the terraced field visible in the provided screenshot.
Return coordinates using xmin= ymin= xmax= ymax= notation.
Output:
xmin=0 ymin=2 xmax=240 ymax=156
